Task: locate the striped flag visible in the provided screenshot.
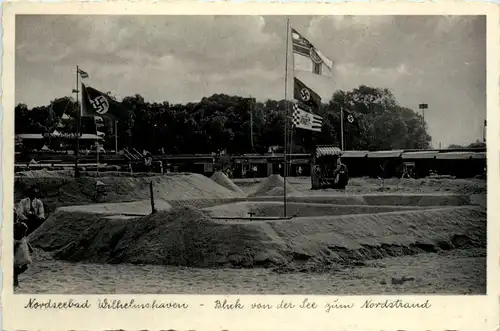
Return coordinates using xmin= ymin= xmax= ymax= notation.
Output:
xmin=292 ymin=28 xmax=333 ymax=76
xmin=292 ymin=102 xmax=322 ymax=132
xmin=78 ymin=68 xmax=89 ymax=79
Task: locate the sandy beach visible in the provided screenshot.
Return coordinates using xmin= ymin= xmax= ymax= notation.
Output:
xmin=15 ymin=174 xmax=486 ymax=294
xmin=16 ymin=248 xmax=485 ymax=294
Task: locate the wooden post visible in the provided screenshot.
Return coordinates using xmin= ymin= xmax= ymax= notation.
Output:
xmin=115 ymin=120 xmax=119 ymax=154
xmin=74 ymin=65 xmax=81 ymax=178
xmin=283 ymin=18 xmax=291 ymax=218
xmin=150 ymin=181 xmax=157 ymax=214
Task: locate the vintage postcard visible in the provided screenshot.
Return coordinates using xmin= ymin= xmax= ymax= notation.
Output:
xmin=2 ymin=1 xmax=499 ymax=330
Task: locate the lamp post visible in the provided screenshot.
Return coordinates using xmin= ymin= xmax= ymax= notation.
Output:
xmin=418 ymin=103 xmax=428 ymax=150
xmin=418 ymin=103 xmax=428 ymax=127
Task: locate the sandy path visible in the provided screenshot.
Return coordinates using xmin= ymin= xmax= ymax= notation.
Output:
xmin=15 ymin=249 xmax=485 ymax=294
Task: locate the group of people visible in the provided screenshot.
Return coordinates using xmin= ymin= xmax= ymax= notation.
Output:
xmin=13 ymin=185 xmax=45 ymax=287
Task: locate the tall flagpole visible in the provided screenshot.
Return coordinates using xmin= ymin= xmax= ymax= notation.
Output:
xmin=289 ymin=126 xmax=294 ymax=171
xmin=283 ymin=18 xmax=291 ymax=218
xmin=249 ymin=96 xmax=254 ymax=151
xmin=115 ymin=120 xmax=119 ymax=154
xmin=288 ymin=27 xmax=296 ymax=177
xmin=340 ymin=105 xmax=344 ymax=151
xmin=74 ymin=65 xmax=81 ymax=178
xmin=95 ymin=118 xmax=100 ymax=177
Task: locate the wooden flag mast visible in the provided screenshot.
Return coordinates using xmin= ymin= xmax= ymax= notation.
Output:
xmin=340 ymin=105 xmax=344 ymax=151
xmin=74 ymin=65 xmax=81 ymax=178
xmin=115 ymin=120 xmax=119 ymax=154
xmin=249 ymin=95 xmax=254 ymax=151
xmin=283 ymin=18 xmax=291 ymax=218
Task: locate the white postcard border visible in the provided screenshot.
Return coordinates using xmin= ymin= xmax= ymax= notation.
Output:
xmin=2 ymin=2 xmax=499 ymax=330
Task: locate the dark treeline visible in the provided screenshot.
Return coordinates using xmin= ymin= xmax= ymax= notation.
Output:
xmin=15 ymin=85 xmax=432 ymax=154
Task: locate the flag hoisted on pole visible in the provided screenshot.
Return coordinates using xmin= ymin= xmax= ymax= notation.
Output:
xmin=293 ymin=77 xmax=321 ymax=110
xmin=78 ymin=68 xmax=89 ymax=79
xmin=291 ymin=77 xmax=323 ymax=132
xmin=291 ymin=28 xmax=333 ymax=76
xmin=339 ymin=104 xmax=359 ymax=150
xmin=81 ymin=84 xmax=128 ymax=121
xmin=291 ymin=26 xmax=357 ymax=150
xmin=292 ymin=102 xmax=322 ymax=132
xmin=77 ymin=70 xmax=128 ymax=167
xmin=73 ymin=66 xmax=92 ymax=177
xmin=289 ymin=27 xmax=327 ymax=139
xmin=282 ymin=17 xmax=294 ymax=218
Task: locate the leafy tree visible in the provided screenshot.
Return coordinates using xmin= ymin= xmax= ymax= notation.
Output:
xmin=15 ymin=85 xmax=432 ymax=154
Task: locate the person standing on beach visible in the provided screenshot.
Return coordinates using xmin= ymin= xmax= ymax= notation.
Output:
xmin=17 ymin=185 xmax=45 ymax=235
xmin=14 ymin=220 xmax=32 ymax=287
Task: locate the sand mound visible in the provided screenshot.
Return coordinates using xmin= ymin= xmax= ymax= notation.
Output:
xmin=270 ymin=207 xmax=486 ymax=271
xmin=34 ymin=204 xmax=485 ymax=269
xmin=210 ymin=171 xmax=246 ymax=195
xmin=15 ymin=173 xmax=244 ymax=217
xmin=250 ymin=174 xmax=296 ymax=197
xmin=50 ymin=207 xmax=288 ymax=267
xmin=28 ymin=209 xmax=113 ymax=251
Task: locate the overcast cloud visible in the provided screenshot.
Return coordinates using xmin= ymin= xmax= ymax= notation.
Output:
xmin=16 ymin=15 xmax=486 ymax=147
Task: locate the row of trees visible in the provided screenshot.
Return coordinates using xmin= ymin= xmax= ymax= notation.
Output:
xmin=15 ymin=85 xmax=433 ymax=154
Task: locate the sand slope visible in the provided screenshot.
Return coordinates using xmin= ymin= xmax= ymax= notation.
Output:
xmin=270 ymin=207 xmax=485 ymax=271
xmin=32 ymin=205 xmax=485 ymax=270
xmin=15 ymin=173 xmax=244 ymax=217
xmin=250 ymin=174 xmax=296 ymax=197
xmin=210 ymin=171 xmax=246 ymax=195
xmin=50 ymin=207 xmax=288 ymax=267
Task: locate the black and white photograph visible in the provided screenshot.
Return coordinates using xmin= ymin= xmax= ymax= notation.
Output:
xmin=11 ymin=13 xmax=488 ymax=296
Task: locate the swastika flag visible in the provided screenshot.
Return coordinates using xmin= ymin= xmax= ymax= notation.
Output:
xmin=293 ymin=77 xmax=321 ymax=111
xmin=343 ymin=108 xmax=359 ymax=129
xmin=81 ymin=83 xmax=128 ymax=121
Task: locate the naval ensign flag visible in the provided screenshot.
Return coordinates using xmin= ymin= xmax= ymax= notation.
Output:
xmin=292 ymin=28 xmax=333 ymax=76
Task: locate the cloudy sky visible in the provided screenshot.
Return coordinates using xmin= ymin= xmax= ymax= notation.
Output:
xmin=16 ymin=15 xmax=486 ymax=147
